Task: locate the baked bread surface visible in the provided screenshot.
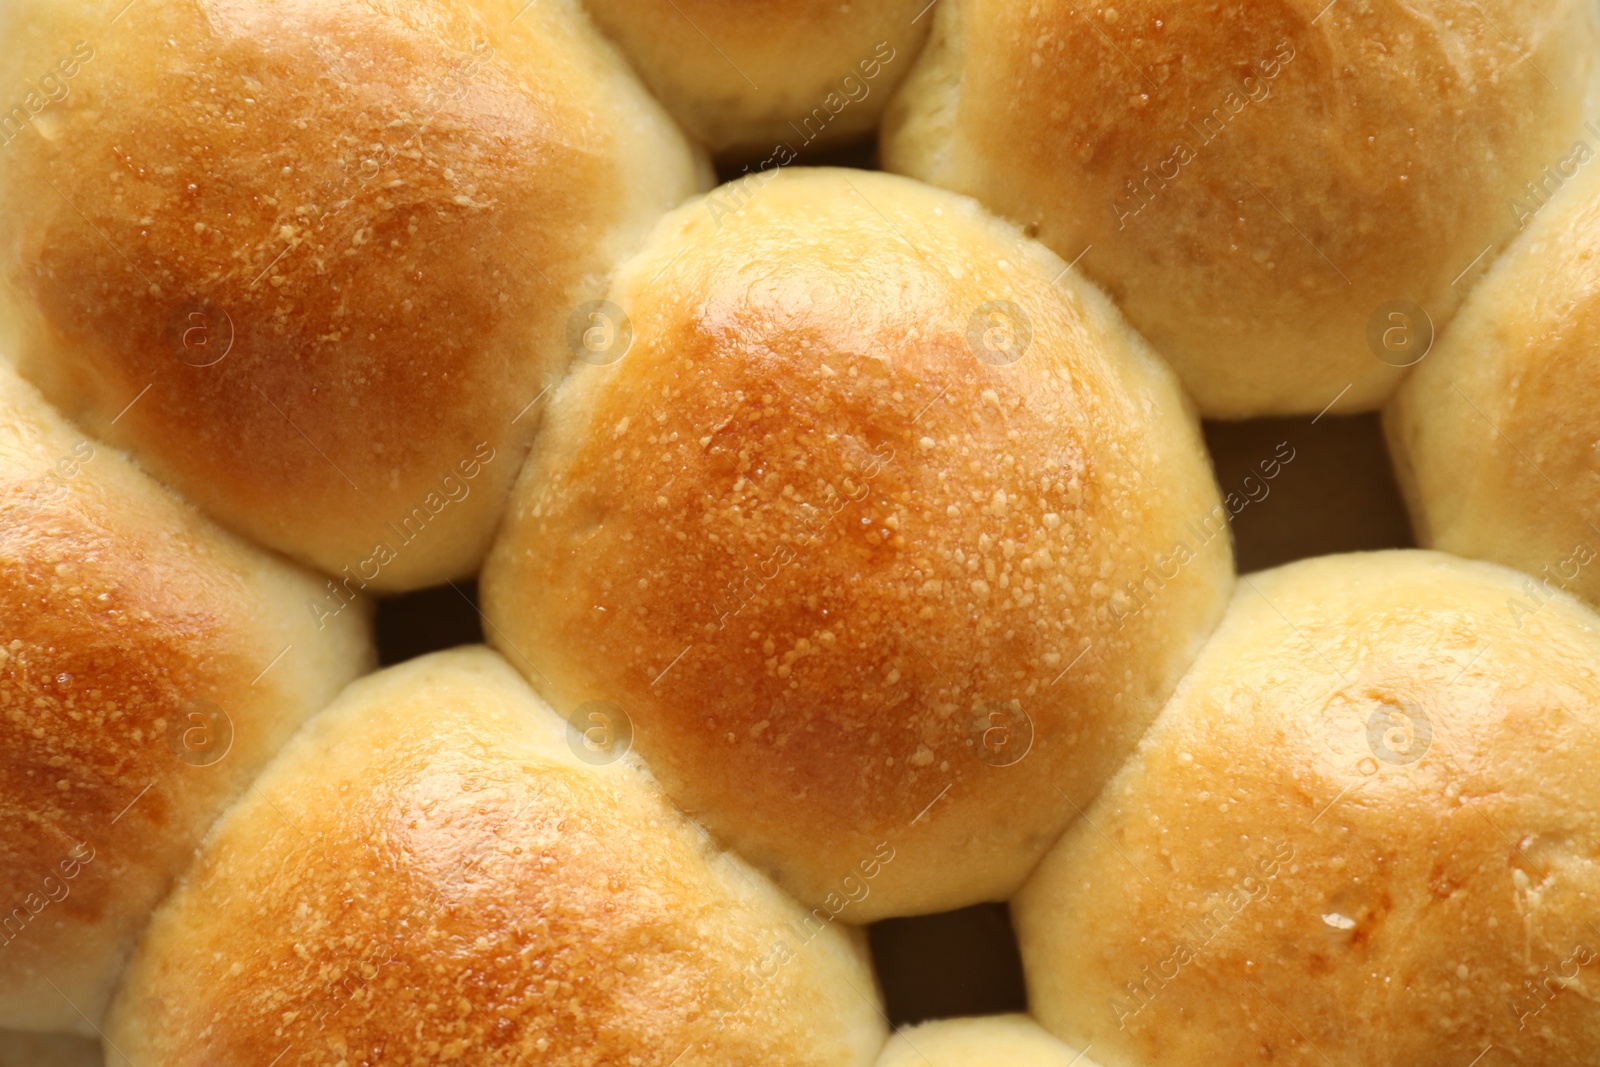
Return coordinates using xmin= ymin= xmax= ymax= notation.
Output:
xmin=483 ymin=167 xmax=1233 ymax=918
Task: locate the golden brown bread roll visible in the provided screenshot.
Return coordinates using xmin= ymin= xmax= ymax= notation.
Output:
xmin=0 ymin=363 xmax=371 ymax=1032
xmin=481 ymin=167 xmax=1233 ymax=918
xmin=0 ymin=1029 xmax=98 ymax=1067
xmin=1387 ymin=153 xmax=1600 ymax=609
xmin=882 ymin=0 xmax=1600 ymax=417
xmin=0 ymin=0 xmax=705 ymax=592
xmin=580 ymin=0 xmax=930 ymax=159
xmin=107 ymin=647 xmax=887 ymax=1066
xmin=1016 ymin=551 xmax=1600 ymax=1066
xmin=876 ymin=1014 xmax=1097 ymax=1067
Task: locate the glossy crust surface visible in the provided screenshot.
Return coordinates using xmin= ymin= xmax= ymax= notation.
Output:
xmin=107 ymin=648 xmax=887 ymax=1067
xmin=882 ymin=0 xmax=1600 ymax=417
xmin=581 ymin=0 xmax=930 ymax=158
xmin=1016 ymin=551 xmax=1600 ymax=1066
xmin=0 ymin=364 xmax=371 ymax=1031
xmin=1387 ymin=156 xmax=1600 ymax=611
xmin=0 ymin=0 xmax=704 ymax=590
xmin=875 ymin=1014 xmax=1097 ymax=1067
xmin=482 ymin=168 xmax=1233 ymax=918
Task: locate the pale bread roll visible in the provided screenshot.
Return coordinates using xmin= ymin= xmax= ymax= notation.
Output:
xmin=1387 ymin=148 xmax=1600 ymax=610
xmin=107 ymin=648 xmax=886 ymax=1066
xmin=0 ymin=363 xmax=372 ymax=1031
xmin=481 ymin=168 xmax=1233 ymax=919
xmin=1016 ymin=551 xmax=1600 ymax=1066
xmin=581 ymin=0 xmax=930 ymax=158
xmin=876 ymin=1015 xmax=1098 ymax=1067
xmin=882 ymin=0 xmax=1600 ymax=417
xmin=0 ymin=0 xmax=705 ymax=591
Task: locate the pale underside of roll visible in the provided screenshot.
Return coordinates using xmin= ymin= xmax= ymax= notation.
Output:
xmin=1387 ymin=144 xmax=1600 ymax=614
xmin=875 ymin=1014 xmax=1099 ymax=1067
xmin=580 ymin=0 xmax=931 ymax=159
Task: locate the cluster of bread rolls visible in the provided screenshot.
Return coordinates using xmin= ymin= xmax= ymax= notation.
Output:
xmin=0 ymin=0 xmax=1597 ymax=1063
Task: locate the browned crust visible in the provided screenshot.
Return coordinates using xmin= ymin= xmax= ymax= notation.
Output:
xmin=484 ymin=170 xmax=1232 ymax=916
xmin=1017 ymin=551 xmax=1600 ymax=1065
xmin=885 ymin=0 xmax=1599 ymax=415
xmin=0 ymin=365 xmax=372 ymax=1026
xmin=0 ymin=484 xmax=234 ymax=969
xmin=0 ymin=0 xmax=695 ymax=587
xmin=107 ymin=649 xmax=884 ymax=1067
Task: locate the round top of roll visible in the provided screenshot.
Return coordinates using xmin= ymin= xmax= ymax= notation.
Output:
xmin=0 ymin=364 xmax=370 ymax=1029
xmin=882 ymin=0 xmax=1600 ymax=417
xmin=0 ymin=0 xmax=703 ymax=591
xmin=108 ymin=648 xmax=886 ymax=1066
xmin=482 ymin=167 xmax=1232 ymax=919
xmin=580 ymin=0 xmax=930 ymax=159
xmin=1016 ymin=550 xmax=1600 ymax=1065
xmin=1387 ymin=149 xmax=1600 ymax=612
